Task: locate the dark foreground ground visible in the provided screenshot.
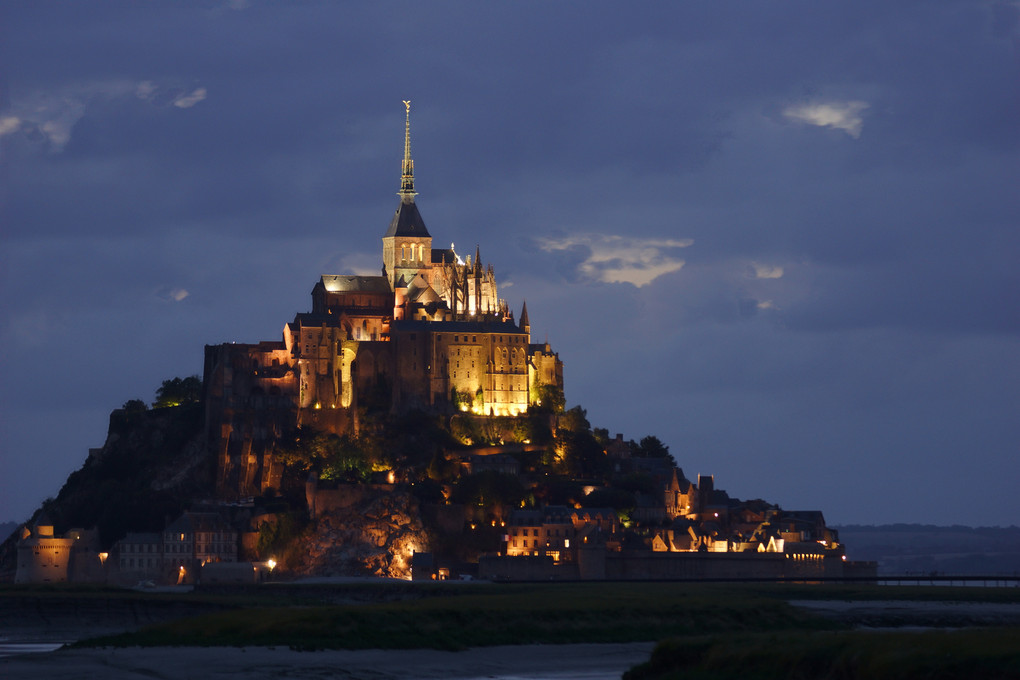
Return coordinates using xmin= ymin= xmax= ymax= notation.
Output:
xmin=1 ymin=581 xmax=1019 ymax=680
xmin=1 ymin=642 xmax=657 ymax=680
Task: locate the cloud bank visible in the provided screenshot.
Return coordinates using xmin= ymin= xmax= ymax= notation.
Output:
xmin=538 ymin=233 xmax=693 ymax=287
xmin=783 ymin=101 xmax=870 ymax=138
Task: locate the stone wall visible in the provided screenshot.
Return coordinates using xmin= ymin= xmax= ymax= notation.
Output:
xmin=479 ymin=550 xmax=859 ymax=581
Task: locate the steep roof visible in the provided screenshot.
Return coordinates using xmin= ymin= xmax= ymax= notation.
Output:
xmin=384 ymin=198 xmax=431 ymax=238
xmin=431 ymin=247 xmax=457 ymax=264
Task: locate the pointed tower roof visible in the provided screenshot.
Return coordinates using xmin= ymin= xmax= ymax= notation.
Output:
xmin=385 ymin=100 xmax=431 ymax=238
xmin=520 ymin=300 xmax=530 ymax=333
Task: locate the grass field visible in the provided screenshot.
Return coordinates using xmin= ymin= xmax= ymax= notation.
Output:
xmin=624 ymin=628 xmax=1020 ymax=680
xmin=5 ymin=581 xmax=1019 ymax=677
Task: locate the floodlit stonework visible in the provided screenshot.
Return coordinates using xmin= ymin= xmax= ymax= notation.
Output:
xmin=204 ymin=103 xmax=563 ymax=499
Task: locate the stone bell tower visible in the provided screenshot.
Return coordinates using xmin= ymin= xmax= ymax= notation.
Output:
xmin=382 ymin=100 xmax=433 ymax=290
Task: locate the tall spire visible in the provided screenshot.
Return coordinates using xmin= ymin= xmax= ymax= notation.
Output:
xmin=399 ymin=100 xmax=417 ymax=201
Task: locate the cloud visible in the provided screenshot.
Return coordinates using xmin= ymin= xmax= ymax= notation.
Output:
xmin=752 ymin=263 xmax=784 ymax=279
xmin=173 ymin=88 xmax=207 ymax=109
xmin=1 ymin=80 xmax=206 ymax=151
xmin=538 ymin=233 xmax=692 ymax=287
xmin=156 ymin=287 xmax=190 ymax=302
xmin=783 ymin=101 xmax=869 ymax=138
xmin=0 ymin=117 xmax=21 ymax=136
xmin=319 ymin=252 xmax=381 ymax=277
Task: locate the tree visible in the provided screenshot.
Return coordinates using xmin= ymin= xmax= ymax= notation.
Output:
xmin=153 ymin=376 xmax=202 ymax=408
xmin=450 ymin=470 xmax=526 ymax=511
xmin=121 ymin=399 xmax=148 ymax=415
xmin=559 ymin=405 xmax=590 ymax=434
xmin=636 ymin=435 xmax=675 ymax=465
xmin=554 ymin=428 xmax=610 ymax=479
xmin=532 ymin=384 xmax=565 ymax=414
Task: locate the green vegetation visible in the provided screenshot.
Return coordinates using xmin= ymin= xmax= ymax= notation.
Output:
xmin=153 ymin=375 xmax=202 ymax=408
xmin=75 ymin=582 xmax=833 ymax=651
xmin=624 ymin=628 xmax=1020 ymax=680
xmin=63 ymin=582 xmax=1020 ymax=653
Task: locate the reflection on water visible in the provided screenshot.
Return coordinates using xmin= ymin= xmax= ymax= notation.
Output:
xmin=0 ymin=641 xmax=70 ymax=658
xmin=459 ymin=674 xmax=625 ymax=680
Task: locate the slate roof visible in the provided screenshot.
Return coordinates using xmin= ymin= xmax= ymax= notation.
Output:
xmin=431 ymin=247 xmax=458 ymax=264
xmin=319 ymin=275 xmax=391 ymax=293
xmin=384 ymin=198 xmax=431 ymax=238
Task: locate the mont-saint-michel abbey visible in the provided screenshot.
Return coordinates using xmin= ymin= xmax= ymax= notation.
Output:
xmin=204 ymin=102 xmax=563 ymax=499
xmin=8 ymin=103 xmax=873 ymax=586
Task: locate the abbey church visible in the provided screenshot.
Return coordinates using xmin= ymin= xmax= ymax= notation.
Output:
xmin=204 ymin=103 xmax=563 ymax=498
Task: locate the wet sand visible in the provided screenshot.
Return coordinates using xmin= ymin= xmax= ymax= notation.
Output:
xmin=0 ymin=642 xmax=657 ymax=680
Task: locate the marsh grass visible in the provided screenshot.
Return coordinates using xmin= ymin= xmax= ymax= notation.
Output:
xmin=20 ymin=581 xmax=1015 ymax=656
xmin=624 ymin=627 xmax=1020 ymax=680
xmin=75 ymin=582 xmax=832 ymax=650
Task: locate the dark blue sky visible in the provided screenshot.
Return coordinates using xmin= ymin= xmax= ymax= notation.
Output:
xmin=1 ymin=1 xmax=1018 ymax=527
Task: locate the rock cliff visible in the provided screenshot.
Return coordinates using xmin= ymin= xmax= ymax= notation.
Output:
xmin=293 ymin=490 xmax=430 ymax=579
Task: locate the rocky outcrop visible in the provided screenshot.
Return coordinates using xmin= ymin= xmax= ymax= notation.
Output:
xmin=294 ymin=489 xmax=430 ymax=579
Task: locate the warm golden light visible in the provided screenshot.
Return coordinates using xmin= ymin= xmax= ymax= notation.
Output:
xmin=267 ymin=558 xmax=277 ymax=571
xmin=98 ymin=552 xmax=108 ymax=565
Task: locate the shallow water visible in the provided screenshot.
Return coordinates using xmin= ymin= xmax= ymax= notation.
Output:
xmin=0 ymin=640 xmax=70 ymax=659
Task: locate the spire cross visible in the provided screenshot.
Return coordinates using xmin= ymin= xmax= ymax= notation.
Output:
xmin=399 ymin=100 xmax=417 ymax=200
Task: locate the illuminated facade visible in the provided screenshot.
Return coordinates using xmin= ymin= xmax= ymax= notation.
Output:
xmin=205 ymin=102 xmax=563 ymax=497
xmin=505 ymin=506 xmax=621 ymax=562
